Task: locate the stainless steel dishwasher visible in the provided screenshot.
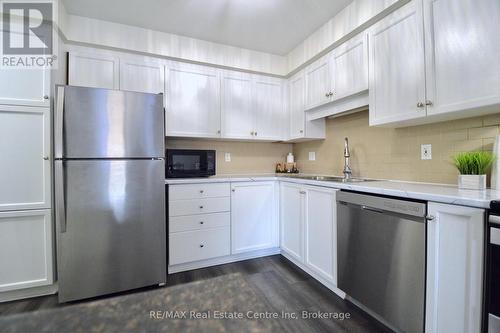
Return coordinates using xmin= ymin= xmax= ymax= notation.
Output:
xmin=337 ymin=191 xmax=426 ymax=333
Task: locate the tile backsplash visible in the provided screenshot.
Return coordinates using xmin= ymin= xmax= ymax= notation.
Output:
xmin=293 ymin=111 xmax=500 ymax=184
xmin=166 ymin=139 xmax=292 ymax=175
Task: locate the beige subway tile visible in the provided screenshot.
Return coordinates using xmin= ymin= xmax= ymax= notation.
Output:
xmin=468 ymin=126 xmax=499 ymax=140
xmin=452 ymin=139 xmax=483 ymax=152
xmin=483 ymin=113 xmax=500 ymax=126
xmin=483 ymin=138 xmax=495 ymax=151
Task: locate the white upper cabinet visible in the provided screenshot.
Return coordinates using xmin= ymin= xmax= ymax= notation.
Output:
xmin=253 ymin=75 xmax=285 ymax=140
xmin=331 ymin=33 xmax=368 ymax=101
xmin=119 ymin=59 xmax=164 ymax=94
xmin=288 ymin=70 xmax=325 ymax=141
xmin=231 ymin=182 xmax=278 ymax=254
xmin=305 ymin=54 xmax=332 ymax=110
xmin=0 ymin=106 xmax=51 ymax=212
xmin=369 ymin=1 xmax=427 ymax=126
xmin=166 ymin=62 xmax=221 ymax=138
xmin=423 ymin=0 xmax=500 ymax=116
xmin=426 ymin=202 xmax=484 ymax=333
xmin=0 ymin=67 xmax=50 ymax=108
xmin=221 ymin=71 xmax=254 ymax=140
xmin=68 ymin=51 xmax=120 ymax=89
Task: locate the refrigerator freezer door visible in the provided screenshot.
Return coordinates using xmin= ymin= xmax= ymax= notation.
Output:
xmin=56 ymin=86 xmax=164 ymax=159
xmin=56 ymin=159 xmax=166 ymax=302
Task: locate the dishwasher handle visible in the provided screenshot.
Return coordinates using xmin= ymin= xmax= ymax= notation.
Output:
xmin=338 ymin=200 xmax=426 ymax=223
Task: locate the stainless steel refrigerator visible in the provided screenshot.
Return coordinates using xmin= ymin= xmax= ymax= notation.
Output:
xmin=54 ymin=85 xmax=166 ymax=303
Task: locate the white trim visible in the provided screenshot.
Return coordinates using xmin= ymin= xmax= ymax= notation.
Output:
xmin=0 ymin=283 xmax=57 ymax=303
xmin=168 ymin=248 xmax=280 ymax=274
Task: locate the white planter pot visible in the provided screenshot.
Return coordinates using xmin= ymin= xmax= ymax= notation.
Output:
xmin=458 ymin=175 xmax=486 ymax=190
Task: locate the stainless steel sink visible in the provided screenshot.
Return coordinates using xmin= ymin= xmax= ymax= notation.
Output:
xmin=292 ymin=175 xmax=376 ymax=183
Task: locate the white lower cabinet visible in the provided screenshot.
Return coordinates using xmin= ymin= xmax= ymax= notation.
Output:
xmin=426 ymin=202 xmax=484 ymax=333
xmin=0 ymin=209 xmax=53 ymax=292
xmin=231 ymin=182 xmax=278 ymax=254
xmin=304 ymin=186 xmax=337 ymax=283
xmin=280 ymin=182 xmax=338 ymax=287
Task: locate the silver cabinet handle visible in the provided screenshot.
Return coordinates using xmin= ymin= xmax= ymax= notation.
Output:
xmin=55 ymin=161 xmax=67 ymax=233
xmin=200 ymin=190 xmax=204 ymax=194
xmin=426 ymin=215 xmax=435 ymax=221
xmin=199 ymin=244 xmax=204 ymax=248
xmin=232 ymin=189 xmax=236 ymax=192
xmin=417 ymin=102 xmax=425 ymax=108
xmin=217 ymin=130 xmax=221 ymax=134
xmin=254 ymin=132 xmax=257 ymax=136
xmin=43 ymin=95 xmax=49 ymax=100
xmin=250 ymin=131 xmax=254 ymax=136
xmin=425 ymin=100 xmax=433 ymax=106
xmin=329 ymin=92 xmax=334 ymax=97
xmin=325 ymin=93 xmax=330 ymax=97
xmin=299 ymin=130 xmax=304 ymax=133
xmin=199 ymin=205 xmax=204 ymax=209
xmin=299 ymin=191 xmax=306 ymax=194
xmin=43 ymin=156 xmax=49 ymax=160
xmin=199 ymin=221 xmax=204 ymax=225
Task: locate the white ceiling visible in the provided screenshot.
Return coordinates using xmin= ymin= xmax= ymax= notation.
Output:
xmin=62 ymin=0 xmax=353 ymax=55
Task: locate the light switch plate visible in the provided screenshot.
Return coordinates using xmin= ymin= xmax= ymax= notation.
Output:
xmin=309 ymin=152 xmax=316 ymax=161
xmin=224 ymin=152 xmax=231 ymax=162
xmin=421 ymin=144 xmax=432 ymax=160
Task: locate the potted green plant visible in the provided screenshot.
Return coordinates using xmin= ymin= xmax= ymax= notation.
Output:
xmin=453 ymin=151 xmax=495 ymax=190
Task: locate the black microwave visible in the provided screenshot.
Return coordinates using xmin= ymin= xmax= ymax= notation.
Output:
xmin=166 ymin=149 xmax=216 ymax=178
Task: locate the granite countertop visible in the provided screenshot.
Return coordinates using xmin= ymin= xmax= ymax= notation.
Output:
xmin=165 ymin=174 xmax=500 ymax=209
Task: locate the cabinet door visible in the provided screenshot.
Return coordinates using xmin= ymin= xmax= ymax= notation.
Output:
xmin=280 ymin=183 xmax=304 ymax=261
xmin=253 ymin=76 xmax=285 ymax=141
xmin=426 ymin=202 xmax=484 ymax=333
xmin=68 ymin=51 xmax=119 ymax=89
xmin=368 ymin=1 xmax=427 ymax=126
xmin=120 ymin=59 xmax=164 ymax=95
xmin=221 ymin=71 xmax=254 ymax=139
xmin=0 ymin=23 xmax=50 ymax=107
xmin=304 ymin=186 xmax=337 ymax=284
xmin=231 ymin=182 xmax=278 ymax=254
xmin=0 ymin=106 xmax=51 ymax=211
xmin=423 ymin=0 xmax=500 ymax=116
xmin=331 ymin=33 xmax=368 ymax=101
xmin=0 ymin=209 xmax=53 ymax=292
xmin=305 ymin=55 xmax=332 ymax=110
xmin=166 ymin=62 xmax=221 ymax=138
xmin=289 ymin=72 xmax=306 ymax=139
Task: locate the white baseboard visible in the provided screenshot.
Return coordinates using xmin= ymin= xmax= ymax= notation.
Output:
xmin=0 ymin=283 xmax=58 ymax=303
xmin=168 ymin=248 xmax=281 ymax=274
xmin=280 ymin=251 xmax=346 ymax=299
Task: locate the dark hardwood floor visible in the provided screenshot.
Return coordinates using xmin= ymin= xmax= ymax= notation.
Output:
xmin=0 ymin=255 xmax=391 ymax=332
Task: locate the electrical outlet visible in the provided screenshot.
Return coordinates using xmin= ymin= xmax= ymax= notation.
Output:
xmin=224 ymin=152 xmax=231 ymax=162
xmin=421 ymin=144 xmax=432 ymax=160
xmin=308 ymin=152 xmax=316 ymax=161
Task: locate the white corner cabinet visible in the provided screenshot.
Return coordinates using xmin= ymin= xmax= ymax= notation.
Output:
xmin=426 ymin=202 xmax=484 ymax=333
xmin=280 ymin=182 xmax=339 ymax=292
xmin=370 ymin=0 xmax=500 ymax=127
xmin=304 ymin=32 xmax=368 ymax=115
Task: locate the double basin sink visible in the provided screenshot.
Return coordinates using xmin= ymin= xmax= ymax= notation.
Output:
xmin=290 ymin=175 xmax=376 ymax=183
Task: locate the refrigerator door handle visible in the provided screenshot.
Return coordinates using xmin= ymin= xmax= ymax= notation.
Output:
xmin=55 ymin=86 xmax=65 ymax=159
xmin=55 ymin=160 xmax=67 ymax=233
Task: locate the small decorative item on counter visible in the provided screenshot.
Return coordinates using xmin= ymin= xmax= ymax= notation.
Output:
xmin=287 ymin=153 xmax=295 ymax=164
xmin=275 ymin=162 xmax=299 ymax=174
xmin=453 ymin=151 xmax=495 ymax=190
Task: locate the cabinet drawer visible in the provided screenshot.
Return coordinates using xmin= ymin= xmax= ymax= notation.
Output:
xmin=169 ymin=212 xmax=230 ymax=233
xmin=169 ymin=183 xmax=230 ymax=200
xmin=169 ymin=197 xmax=230 ymax=216
xmin=169 ymin=227 xmax=230 ymax=265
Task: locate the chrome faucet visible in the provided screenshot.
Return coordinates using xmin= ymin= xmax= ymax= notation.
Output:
xmin=343 ymin=137 xmax=352 ymax=180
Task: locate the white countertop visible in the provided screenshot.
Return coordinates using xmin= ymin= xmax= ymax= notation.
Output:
xmin=165 ymin=174 xmax=500 ymax=209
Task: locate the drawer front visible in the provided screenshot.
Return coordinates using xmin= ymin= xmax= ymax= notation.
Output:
xmin=169 ymin=227 xmax=230 ymax=265
xmin=169 ymin=197 xmax=230 ymax=216
xmin=169 ymin=183 xmax=230 ymax=200
xmin=169 ymin=212 xmax=230 ymax=233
